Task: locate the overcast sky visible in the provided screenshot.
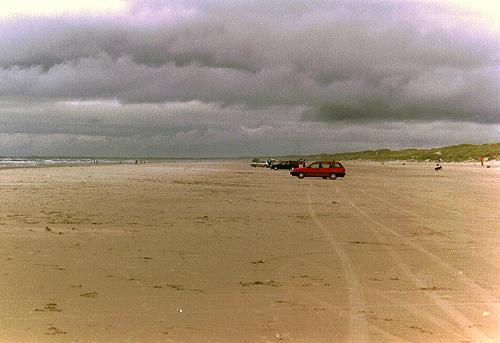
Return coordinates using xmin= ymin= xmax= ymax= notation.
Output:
xmin=0 ymin=0 xmax=498 ymax=157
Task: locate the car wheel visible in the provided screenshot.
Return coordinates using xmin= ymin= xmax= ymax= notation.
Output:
xmin=298 ymin=172 xmax=305 ymax=179
xmin=329 ymin=173 xmax=337 ymax=180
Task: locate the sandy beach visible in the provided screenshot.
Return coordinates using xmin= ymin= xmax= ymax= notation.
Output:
xmin=0 ymin=161 xmax=498 ymax=342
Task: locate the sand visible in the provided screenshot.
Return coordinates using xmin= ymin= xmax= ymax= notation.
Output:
xmin=0 ymin=161 xmax=498 ymax=342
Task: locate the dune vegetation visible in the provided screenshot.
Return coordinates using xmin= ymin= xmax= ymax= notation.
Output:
xmin=282 ymin=142 xmax=500 ymax=162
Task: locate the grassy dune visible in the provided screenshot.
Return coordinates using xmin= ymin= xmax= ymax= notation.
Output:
xmin=282 ymin=142 xmax=500 ymax=162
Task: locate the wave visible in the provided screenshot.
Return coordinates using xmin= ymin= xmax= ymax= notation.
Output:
xmin=0 ymin=158 xmax=136 ymax=168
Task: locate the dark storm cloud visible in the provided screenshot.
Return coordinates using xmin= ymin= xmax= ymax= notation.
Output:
xmin=0 ymin=0 xmax=498 ymax=156
xmin=1 ymin=0 xmax=498 ymax=122
xmin=0 ymin=100 xmax=300 ymax=137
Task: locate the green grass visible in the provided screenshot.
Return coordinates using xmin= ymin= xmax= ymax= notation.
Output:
xmin=279 ymin=142 xmax=500 ymax=162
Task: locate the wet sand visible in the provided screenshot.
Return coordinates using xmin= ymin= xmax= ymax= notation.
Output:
xmin=0 ymin=161 xmax=499 ymax=342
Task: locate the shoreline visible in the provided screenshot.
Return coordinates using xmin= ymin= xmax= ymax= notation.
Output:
xmin=1 ymin=158 xmax=497 ymax=171
xmin=0 ymin=158 xmax=247 ymax=171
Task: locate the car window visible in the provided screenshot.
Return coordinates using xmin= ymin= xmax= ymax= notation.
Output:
xmin=309 ymin=163 xmax=320 ymax=168
xmin=334 ymin=163 xmax=341 ymax=168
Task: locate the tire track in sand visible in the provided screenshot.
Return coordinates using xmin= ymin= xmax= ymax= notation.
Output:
xmin=303 ymin=258 xmax=464 ymax=341
xmin=270 ymin=257 xmax=406 ymax=342
xmin=333 ymin=185 xmax=493 ymax=342
xmin=306 ymin=184 xmax=369 ymax=342
xmin=358 ymin=187 xmax=500 ymax=275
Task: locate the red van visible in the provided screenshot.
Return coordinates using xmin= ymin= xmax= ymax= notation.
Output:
xmin=290 ymin=161 xmax=346 ymax=180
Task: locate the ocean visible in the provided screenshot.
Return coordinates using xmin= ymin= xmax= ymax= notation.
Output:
xmin=0 ymin=157 xmax=230 ymax=168
xmin=0 ymin=157 xmax=140 ymax=168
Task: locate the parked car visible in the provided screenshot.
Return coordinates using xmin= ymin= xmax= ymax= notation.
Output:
xmin=251 ymin=160 xmax=269 ymax=167
xmin=290 ymin=161 xmax=345 ymax=179
xmin=266 ymin=159 xmax=277 ymax=168
xmin=271 ymin=160 xmax=301 ymax=170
